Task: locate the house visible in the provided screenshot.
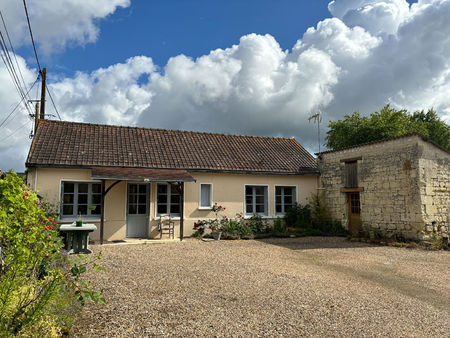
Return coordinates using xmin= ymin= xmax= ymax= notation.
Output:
xmin=318 ymin=133 xmax=450 ymax=241
xmin=26 ymin=120 xmax=319 ymax=242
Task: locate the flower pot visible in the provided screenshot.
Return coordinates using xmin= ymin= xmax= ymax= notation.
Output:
xmin=212 ymin=231 xmax=222 ymax=240
xmin=75 ymin=220 xmax=83 ymax=227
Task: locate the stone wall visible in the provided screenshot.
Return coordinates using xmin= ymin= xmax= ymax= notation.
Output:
xmin=417 ymin=140 xmax=450 ymax=239
xmin=319 ymin=135 xmax=450 ymax=240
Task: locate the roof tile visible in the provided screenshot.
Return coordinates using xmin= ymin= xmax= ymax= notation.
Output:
xmin=26 ymin=120 xmax=317 ymax=174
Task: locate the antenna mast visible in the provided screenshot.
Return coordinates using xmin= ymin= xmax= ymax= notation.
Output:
xmin=308 ymin=110 xmax=322 ymax=154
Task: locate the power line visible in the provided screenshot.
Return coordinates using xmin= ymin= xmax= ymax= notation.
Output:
xmin=0 ymin=119 xmax=31 ymax=144
xmin=46 ymin=84 xmax=61 ymax=120
xmin=22 ymin=0 xmax=41 ymax=72
xmin=0 ymin=10 xmax=34 ymax=116
xmin=0 ymin=39 xmax=33 ymax=116
xmin=0 ymin=76 xmax=39 ymax=130
xmin=0 ymin=9 xmax=29 ymax=94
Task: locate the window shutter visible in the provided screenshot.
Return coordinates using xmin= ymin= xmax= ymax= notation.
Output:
xmin=345 ymin=161 xmax=358 ymax=188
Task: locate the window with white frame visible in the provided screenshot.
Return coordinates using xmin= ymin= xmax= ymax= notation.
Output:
xmin=275 ymin=186 xmax=296 ymax=215
xmin=245 ymin=185 xmax=268 ymax=216
xmin=156 ymin=183 xmax=181 ymax=216
xmin=61 ymin=182 xmax=102 ymax=218
xmin=199 ymin=183 xmax=212 ymax=208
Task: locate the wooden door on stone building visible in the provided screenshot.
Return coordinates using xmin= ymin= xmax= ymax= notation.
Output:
xmin=348 ymin=192 xmax=361 ymax=235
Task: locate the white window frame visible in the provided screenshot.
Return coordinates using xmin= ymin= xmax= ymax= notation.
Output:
xmin=244 ymin=184 xmax=269 ymax=217
xmin=198 ymin=183 xmax=213 ymax=209
xmin=274 ymin=185 xmax=298 ymax=216
xmin=155 ymin=183 xmax=181 ymax=218
xmin=60 ymin=180 xmax=102 ymax=220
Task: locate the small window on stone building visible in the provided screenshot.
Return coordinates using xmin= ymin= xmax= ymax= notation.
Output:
xmin=345 ymin=161 xmax=358 ymax=188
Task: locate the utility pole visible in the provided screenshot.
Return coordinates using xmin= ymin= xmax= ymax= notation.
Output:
xmin=39 ymin=67 xmax=46 ymax=120
xmin=34 ymin=101 xmax=40 ymax=133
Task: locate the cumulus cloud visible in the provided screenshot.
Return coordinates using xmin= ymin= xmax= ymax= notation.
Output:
xmin=2 ymin=0 xmax=450 ymax=171
xmin=0 ymin=0 xmax=130 ymax=54
xmin=52 ymin=56 xmax=155 ymax=125
xmin=328 ymin=0 xmax=410 ymax=35
xmin=0 ymin=55 xmax=37 ymax=171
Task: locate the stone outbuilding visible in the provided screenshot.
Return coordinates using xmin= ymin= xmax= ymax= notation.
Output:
xmin=318 ymin=133 xmax=449 ymax=241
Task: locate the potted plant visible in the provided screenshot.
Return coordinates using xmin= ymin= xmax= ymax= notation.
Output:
xmin=75 ymin=213 xmax=83 ymax=227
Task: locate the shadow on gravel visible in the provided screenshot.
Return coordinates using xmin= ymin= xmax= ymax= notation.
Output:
xmin=257 ymin=236 xmax=378 ymax=251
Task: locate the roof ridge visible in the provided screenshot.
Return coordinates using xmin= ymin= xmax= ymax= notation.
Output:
xmin=40 ymin=119 xmax=294 ymax=141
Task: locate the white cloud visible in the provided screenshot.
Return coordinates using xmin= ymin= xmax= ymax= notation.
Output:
xmin=2 ymin=0 xmax=450 ymax=172
xmin=52 ymin=56 xmax=155 ymax=125
xmin=0 ymin=55 xmax=37 ymax=171
xmin=0 ymin=0 xmax=130 ymax=54
xmin=328 ymin=0 xmax=410 ymax=35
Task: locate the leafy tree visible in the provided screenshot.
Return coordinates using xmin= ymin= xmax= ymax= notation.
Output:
xmin=326 ymin=105 xmax=450 ymax=151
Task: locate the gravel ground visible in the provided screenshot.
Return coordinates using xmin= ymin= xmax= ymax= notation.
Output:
xmin=71 ymin=237 xmax=450 ymax=337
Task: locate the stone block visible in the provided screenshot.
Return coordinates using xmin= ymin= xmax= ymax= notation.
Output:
xmin=387 ymin=223 xmax=397 ymax=230
xmin=425 ymin=204 xmax=437 ymax=215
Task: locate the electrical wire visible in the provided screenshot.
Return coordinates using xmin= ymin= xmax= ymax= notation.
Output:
xmin=22 ymin=0 xmax=41 ymax=72
xmin=0 ymin=119 xmax=31 ymax=144
xmin=45 ymin=84 xmax=62 ymax=120
xmin=0 ymin=12 xmax=34 ymax=116
xmin=0 ymin=35 xmax=31 ymax=112
xmin=0 ymin=77 xmax=39 ymax=130
xmin=0 ymin=9 xmax=29 ymax=95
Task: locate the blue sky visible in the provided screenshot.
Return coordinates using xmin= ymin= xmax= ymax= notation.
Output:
xmin=40 ymin=1 xmax=334 ymax=76
xmin=1 ymin=0 xmax=447 ymax=172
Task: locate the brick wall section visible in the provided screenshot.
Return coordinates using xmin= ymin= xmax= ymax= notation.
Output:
xmin=320 ymin=135 xmax=450 ymax=240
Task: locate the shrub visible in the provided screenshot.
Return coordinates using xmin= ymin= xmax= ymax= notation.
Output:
xmin=192 ymin=220 xmax=208 ymax=237
xmin=284 ymin=203 xmax=311 ymax=228
xmin=0 ymin=171 xmax=105 ymax=336
xmin=308 ymin=192 xmax=330 ymax=225
xmin=272 ymin=217 xmax=285 ymax=233
xmin=248 ymin=214 xmax=270 ymax=233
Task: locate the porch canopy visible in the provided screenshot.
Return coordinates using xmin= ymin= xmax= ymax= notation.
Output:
xmin=91 ymin=167 xmax=196 ymax=182
xmin=91 ymin=167 xmax=196 ymax=244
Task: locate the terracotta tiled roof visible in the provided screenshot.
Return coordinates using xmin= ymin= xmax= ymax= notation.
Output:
xmin=26 ymin=120 xmax=318 ymax=174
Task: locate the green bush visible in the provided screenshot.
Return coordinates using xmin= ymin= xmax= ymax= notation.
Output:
xmin=0 ymin=171 xmax=105 ymax=336
xmin=284 ymin=203 xmax=311 ymax=228
xmin=248 ymin=214 xmax=270 ymax=233
xmin=273 ymin=217 xmax=285 ymax=233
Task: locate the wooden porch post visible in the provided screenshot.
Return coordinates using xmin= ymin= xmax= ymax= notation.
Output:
xmin=179 ymin=182 xmax=184 ymax=241
xmin=100 ymin=180 xmax=105 ymax=245
xmin=99 ymin=180 xmax=121 ymax=245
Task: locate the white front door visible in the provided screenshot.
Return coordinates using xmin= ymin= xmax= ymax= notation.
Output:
xmin=126 ymin=183 xmax=149 ymax=238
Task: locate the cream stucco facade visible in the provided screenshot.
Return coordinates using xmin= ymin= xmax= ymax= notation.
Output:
xmin=27 ymin=168 xmax=318 ymax=241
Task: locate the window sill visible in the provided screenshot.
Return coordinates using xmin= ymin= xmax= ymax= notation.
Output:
xmin=198 ymin=207 xmax=213 ymax=210
xmin=154 ymin=216 xmax=181 ymax=220
xmin=244 ymin=215 xmax=271 ymax=219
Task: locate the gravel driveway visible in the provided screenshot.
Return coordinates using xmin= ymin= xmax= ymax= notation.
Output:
xmin=71 ymin=237 xmax=450 ymax=337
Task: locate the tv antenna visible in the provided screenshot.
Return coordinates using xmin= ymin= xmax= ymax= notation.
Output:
xmin=308 ymin=110 xmax=322 ymax=154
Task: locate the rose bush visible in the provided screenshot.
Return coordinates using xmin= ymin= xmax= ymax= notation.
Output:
xmin=0 ymin=171 xmax=105 ymax=336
